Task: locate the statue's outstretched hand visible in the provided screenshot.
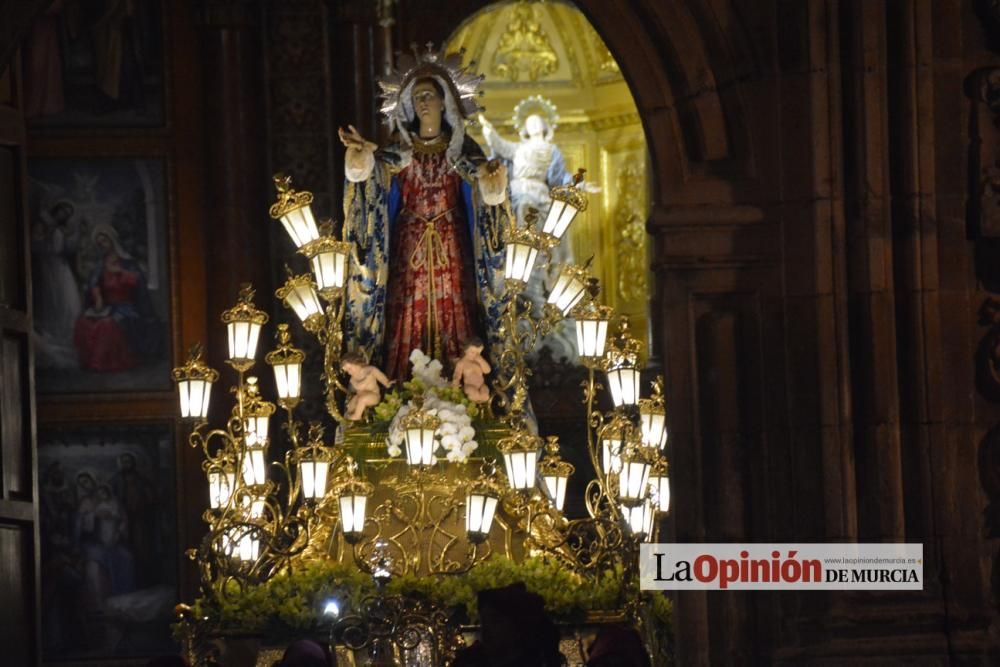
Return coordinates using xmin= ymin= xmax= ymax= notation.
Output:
xmin=478 ymin=114 xmax=495 ymax=142
xmin=338 ymin=125 xmax=374 ymax=151
xmin=341 ymin=125 xmax=378 ymax=182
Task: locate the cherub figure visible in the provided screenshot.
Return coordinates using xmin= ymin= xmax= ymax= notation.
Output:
xmin=452 ymin=337 xmax=491 ymax=403
xmin=342 ymin=351 xmax=393 ymax=421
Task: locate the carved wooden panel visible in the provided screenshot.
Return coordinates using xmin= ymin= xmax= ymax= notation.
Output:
xmin=0 ymin=146 xmax=21 ymax=308
xmin=0 ymin=333 xmax=29 ymax=499
xmin=0 ymin=525 xmax=31 ymax=667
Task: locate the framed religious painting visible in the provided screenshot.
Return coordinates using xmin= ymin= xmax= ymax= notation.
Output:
xmin=28 ymin=157 xmax=172 ymax=395
xmin=21 ymin=0 xmax=166 ymax=128
xmin=37 ymin=422 xmax=179 ymax=662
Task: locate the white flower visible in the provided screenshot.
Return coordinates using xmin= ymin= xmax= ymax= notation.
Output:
xmin=387 ymin=444 xmax=402 ymax=458
xmin=383 ymin=380 xmax=480 ymax=461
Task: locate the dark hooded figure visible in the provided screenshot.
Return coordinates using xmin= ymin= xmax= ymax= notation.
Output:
xmin=452 ymin=582 xmax=565 ymax=667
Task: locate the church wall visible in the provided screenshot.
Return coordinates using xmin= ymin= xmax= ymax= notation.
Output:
xmin=2 ymin=0 xmax=1000 ymax=664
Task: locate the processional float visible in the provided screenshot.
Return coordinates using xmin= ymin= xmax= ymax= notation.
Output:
xmin=172 ymin=46 xmax=671 ymax=667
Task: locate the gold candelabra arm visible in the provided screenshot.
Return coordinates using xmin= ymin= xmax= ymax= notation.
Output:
xmin=187 ymin=422 xmax=242 ymax=463
xmin=321 ymin=297 xmax=349 ymax=423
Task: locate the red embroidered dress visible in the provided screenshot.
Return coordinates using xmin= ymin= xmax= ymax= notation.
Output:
xmin=384 ymin=138 xmax=479 ymax=379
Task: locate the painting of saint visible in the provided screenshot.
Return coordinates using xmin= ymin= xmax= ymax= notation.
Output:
xmin=29 ymin=158 xmax=170 ymax=394
xmin=21 ymin=0 xmax=165 ymax=127
xmin=38 ymin=424 xmax=177 ymax=660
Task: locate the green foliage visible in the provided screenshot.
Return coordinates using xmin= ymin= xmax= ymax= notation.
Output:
xmin=181 ymin=557 xmax=660 ymax=643
xmin=370 ymin=379 xmax=479 ymax=427
xmin=372 ymin=390 xmax=402 ymax=423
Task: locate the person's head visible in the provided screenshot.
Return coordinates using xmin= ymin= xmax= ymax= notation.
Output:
xmin=119 ymin=453 xmax=136 ymax=471
xmin=341 ymin=351 xmax=367 ymax=375
xmin=477 ymin=583 xmax=564 ymax=666
xmin=91 ymin=223 xmax=130 ymax=259
xmin=275 ymin=639 xmax=334 ymax=667
xmin=408 ymin=77 xmax=447 ymax=135
xmin=525 ymin=114 xmax=547 ymax=140
xmin=49 ymin=201 xmax=74 ymax=225
xmin=96 ymin=485 xmax=112 ymax=501
xmin=76 ymin=472 xmax=96 ymax=493
xmin=95 ymin=231 xmax=113 ymax=252
xmin=462 ymin=336 xmax=484 ymax=359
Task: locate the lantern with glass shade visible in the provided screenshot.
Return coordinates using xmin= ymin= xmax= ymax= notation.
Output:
xmin=465 ymin=463 xmax=503 ymax=545
xmin=335 ymin=461 xmax=373 ymax=545
xmin=205 ymin=460 xmax=236 ymax=511
xmin=617 ymin=437 xmax=656 ymax=507
xmin=648 ymin=457 xmax=670 ymax=515
xmin=538 ymin=436 xmax=574 ymax=512
xmin=173 ymin=343 xmax=219 ymax=421
xmin=538 ymin=168 xmax=589 ymax=246
xmin=623 ymin=492 xmax=657 ymax=542
xmin=605 ymin=316 xmax=642 ymax=409
xmin=399 ymin=405 xmax=441 ymax=467
xmin=504 ymin=225 xmax=546 ymax=292
xmin=222 ymin=285 xmax=268 ymax=372
xmin=599 ymin=416 xmax=627 ymax=476
xmin=276 ymin=270 xmax=325 ymax=333
xmin=572 ymin=290 xmax=613 ymax=368
xmin=293 ymin=423 xmax=337 ymax=503
xmin=498 ymin=429 xmax=543 ymax=491
xmin=299 ymin=220 xmax=352 ymax=299
xmin=269 ymin=172 xmax=320 ymax=248
xmin=544 ymin=263 xmax=590 ymax=321
xmin=239 ymin=377 xmax=274 ymax=488
xmin=638 ymin=377 xmax=668 ymax=449
xmin=265 ymin=324 xmax=305 ymax=410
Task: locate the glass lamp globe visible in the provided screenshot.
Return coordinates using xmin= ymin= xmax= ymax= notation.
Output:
xmin=618 ymin=442 xmax=655 ymax=506
xmin=300 ymin=222 xmax=351 ymax=298
xmin=649 ymin=458 xmax=671 ymax=514
xmin=538 ymin=436 xmax=574 ymax=511
xmin=623 ymin=496 xmax=656 ymax=541
xmin=172 ymin=344 xmax=219 ymax=420
xmin=504 ymin=226 xmax=545 ymax=290
xmin=465 ymin=483 xmax=500 ymax=544
xmin=400 ymin=408 xmax=441 ymax=467
xmin=222 ymin=284 xmax=269 ymax=371
xmin=270 ymin=173 xmax=320 ymax=248
xmin=498 ymin=431 xmax=543 ymax=491
xmin=276 ymin=272 xmax=324 ymax=331
xmin=571 ymin=297 xmax=613 ymax=367
xmin=337 ymin=477 xmax=373 ymax=544
xmin=207 ymin=464 xmax=236 ymax=509
xmin=541 ymin=170 xmax=588 ymax=241
xmin=545 ymin=263 xmax=590 ymax=319
xmin=265 ymin=324 xmax=304 ymax=408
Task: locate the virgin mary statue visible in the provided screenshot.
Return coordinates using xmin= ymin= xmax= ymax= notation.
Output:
xmin=340 ymin=47 xmax=509 ymax=380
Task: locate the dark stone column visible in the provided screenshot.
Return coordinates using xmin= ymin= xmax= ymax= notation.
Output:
xmin=197 ymin=0 xmax=271 ymax=382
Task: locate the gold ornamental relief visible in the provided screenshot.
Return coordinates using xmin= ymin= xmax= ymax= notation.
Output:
xmin=491 ymin=2 xmax=559 ymax=82
xmin=614 ymin=162 xmax=648 ymax=303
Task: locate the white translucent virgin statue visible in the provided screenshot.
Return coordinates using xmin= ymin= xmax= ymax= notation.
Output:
xmin=480 ymin=96 xmax=593 ymax=362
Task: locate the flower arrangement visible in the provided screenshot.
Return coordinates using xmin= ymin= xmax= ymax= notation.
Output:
xmin=374 ymin=349 xmax=480 ymax=463
xmin=179 ymin=557 xmax=671 ymax=640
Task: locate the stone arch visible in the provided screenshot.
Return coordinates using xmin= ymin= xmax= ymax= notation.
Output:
xmin=419 ymin=0 xmax=758 ymax=207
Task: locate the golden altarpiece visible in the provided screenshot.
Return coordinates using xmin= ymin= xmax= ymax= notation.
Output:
xmin=170 ymin=35 xmax=668 ymax=667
